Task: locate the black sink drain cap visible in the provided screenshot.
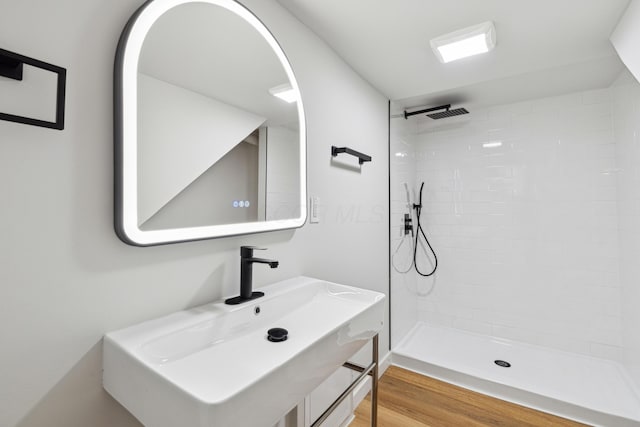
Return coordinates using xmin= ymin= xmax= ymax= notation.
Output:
xmin=267 ymin=328 xmax=288 ymax=342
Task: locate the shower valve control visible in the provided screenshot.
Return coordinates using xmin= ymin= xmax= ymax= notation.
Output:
xmin=403 ymin=213 xmax=413 ymax=235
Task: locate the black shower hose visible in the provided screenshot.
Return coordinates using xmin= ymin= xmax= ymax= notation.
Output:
xmin=413 ymin=182 xmax=438 ymax=276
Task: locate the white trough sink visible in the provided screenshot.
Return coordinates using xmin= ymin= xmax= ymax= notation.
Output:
xmin=103 ymin=276 xmax=385 ymax=427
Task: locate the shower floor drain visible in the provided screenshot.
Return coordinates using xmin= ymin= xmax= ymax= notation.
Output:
xmin=494 ymin=360 xmax=511 ymax=368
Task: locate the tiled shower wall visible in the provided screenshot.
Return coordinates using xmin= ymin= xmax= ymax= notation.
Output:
xmin=403 ymin=88 xmax=624 ymax=360
xmin=612 ymin=70 xmax=640 ymax=387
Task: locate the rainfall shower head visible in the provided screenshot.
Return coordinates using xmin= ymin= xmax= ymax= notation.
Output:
xmin=404 ymin=104 xmax=469 ymax=120
xmin=427 ymin=107 xmax=469 ymax=120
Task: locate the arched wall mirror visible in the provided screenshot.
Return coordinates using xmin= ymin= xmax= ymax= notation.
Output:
xmin=114 ymin=0 xmax=307 ymax=246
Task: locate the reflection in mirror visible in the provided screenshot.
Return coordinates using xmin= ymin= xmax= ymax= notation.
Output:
xmin=114 ymin=0 xmax=306 ymax=246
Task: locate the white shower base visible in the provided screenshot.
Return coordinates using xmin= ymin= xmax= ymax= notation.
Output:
xmin=393 ymin=322 xmax=640 ymax=426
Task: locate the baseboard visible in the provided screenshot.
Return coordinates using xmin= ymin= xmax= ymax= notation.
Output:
xmin=339 ymin=414 xmax=355 ymax=427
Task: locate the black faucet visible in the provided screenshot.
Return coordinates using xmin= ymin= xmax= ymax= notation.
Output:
xmin=225 ymin=246 xmax=279 ymax=305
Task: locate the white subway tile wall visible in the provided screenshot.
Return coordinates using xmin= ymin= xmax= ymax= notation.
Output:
xmin=612 ymin=70 xmax=640 ymax=389
xmin=397 ymin=88 xmax=625 ymax=360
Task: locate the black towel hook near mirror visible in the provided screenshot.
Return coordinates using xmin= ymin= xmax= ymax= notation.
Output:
xmin=0 ymin=48 xmax=66 ymax=130
xmin=331 ymin=146 xmax=372 ymax=165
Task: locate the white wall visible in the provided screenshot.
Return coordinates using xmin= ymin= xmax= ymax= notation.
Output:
xmin=265 ymin=126 xmax=301 ymax=221
xmin=611 ymin=0 xmax=640 ymax=84
xmin=0 ymin=1 xmax=389 ymax=426
xmin=612 ymin=69 xmax=640 ymax=389
xmin=137 ymin=73 xmax=265 ymax=224
xmin=142 ymin=141 xmax=259 ymax=229
xmin=404 ymin=89 xmax=623 ymax=359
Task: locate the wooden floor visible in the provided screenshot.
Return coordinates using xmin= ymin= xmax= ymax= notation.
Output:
xmin=350 ymin=366 xmax=589 ymax=427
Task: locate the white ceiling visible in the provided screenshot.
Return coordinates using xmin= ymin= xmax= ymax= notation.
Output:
xmin=139 ymin=2 xmax=297 ymax=128
xmin=276 ymin=0 xmax=630 ymax=109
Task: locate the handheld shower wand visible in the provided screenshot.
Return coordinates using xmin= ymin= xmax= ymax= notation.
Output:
xmin=403 ymin=182 xmax=414 ymax=237
xmin=392 ymin=182 xmax=438 ymax=276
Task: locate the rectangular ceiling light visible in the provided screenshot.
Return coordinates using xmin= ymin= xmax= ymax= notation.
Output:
xmin=482 ymin=141 xmax=502 ymax=148
xmin=430 ymin=21 xmax=496 ymax=63
xmin=269 ymin=83 xmax=297 ymax=103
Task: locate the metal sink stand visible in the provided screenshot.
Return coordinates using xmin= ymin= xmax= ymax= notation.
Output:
xmin=310 ymin=334 xmax=378 ymax=427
